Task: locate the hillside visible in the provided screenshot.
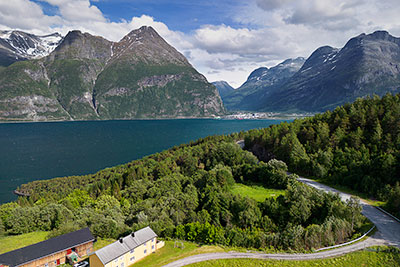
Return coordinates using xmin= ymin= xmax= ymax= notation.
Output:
xmin=212 ymin=81 xmax=234 ymax=101
xmin=0 ymin=30 xmax=62 ymax=67
xmin=0 ymin=27 xmax=224 ymax=121
xmin=261 ymin=31 xmax=400 ymax=112
xmin=223 ymin=58 xmax=305 ymax=111
xmin=245 ymin=93 xmax=400 ymax=217
xmin=1 ymin=100 xmax=378 ymax=251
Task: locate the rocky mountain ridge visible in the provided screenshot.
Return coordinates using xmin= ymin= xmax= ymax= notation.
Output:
xmin=223 ymin=57 xmax=306 ymax=111
xmin=0 ymin=30 xmax=62 ymax=66
xmin=0 ymin=26 xmax=224 ymax=121
xmin=212 ymin=81 xmax=235 ymax=100
xmin=228 ymin=30 xmax=400 ymax=112
xmin=262 ymin=30 xmax=400 ymax=112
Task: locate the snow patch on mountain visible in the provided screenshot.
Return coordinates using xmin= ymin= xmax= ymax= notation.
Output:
xmin=0 ymin=30 xmax=63 ymax=60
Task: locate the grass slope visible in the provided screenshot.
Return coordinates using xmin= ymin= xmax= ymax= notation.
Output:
xmin=231 ymin=183 xmax=285 ymax=202
xmin=187 ymin=247 xmax=400 ymax=267
xmin=132 ymin=241 xmax=226 ymax=267
xmin=0 ymin=231 xmax=49 ymax=254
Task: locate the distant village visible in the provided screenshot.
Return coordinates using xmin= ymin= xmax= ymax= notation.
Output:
xmin=219 ymin=111 xmax=313 ymax=120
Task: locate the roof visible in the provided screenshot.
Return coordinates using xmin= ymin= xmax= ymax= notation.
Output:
xmin=94 ymin=226 xmax=157 ymax=264
xmin=0 ymin=228 xmax=95 ymax=267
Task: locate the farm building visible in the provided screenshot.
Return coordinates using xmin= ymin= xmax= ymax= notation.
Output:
xmin=0 ymin=228 xmax=95 ymax=267
xmin=89 ymin=226 xmax=164 ymax=267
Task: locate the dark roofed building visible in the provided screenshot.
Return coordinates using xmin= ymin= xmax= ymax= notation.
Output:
xmin=0 ymin=228 xmax=95 ymax=267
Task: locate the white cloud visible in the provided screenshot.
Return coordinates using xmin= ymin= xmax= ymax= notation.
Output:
xmin=1 ymin=0 xmax=400 ymax=87
xmin=0 ymin=0 xmax=62 ymax=31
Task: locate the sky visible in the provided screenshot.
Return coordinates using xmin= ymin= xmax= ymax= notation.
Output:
xmin=1 ymin=0 xmax=400 ymax=87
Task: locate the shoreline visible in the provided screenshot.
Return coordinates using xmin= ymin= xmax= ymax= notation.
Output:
xmin=0 ymin=116 xmax=298 ymax=124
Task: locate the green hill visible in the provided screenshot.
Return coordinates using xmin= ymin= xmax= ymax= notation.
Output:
xmin=0 ymin=27 xmax=224 ymax=121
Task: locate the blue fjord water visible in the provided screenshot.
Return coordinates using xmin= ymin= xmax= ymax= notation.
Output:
xmin=0 ymin=119 xmax=287 ymax=203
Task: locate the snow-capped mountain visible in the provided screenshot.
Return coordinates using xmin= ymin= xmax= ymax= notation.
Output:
xmin=0 ymin=30 xmax=63 ymax=66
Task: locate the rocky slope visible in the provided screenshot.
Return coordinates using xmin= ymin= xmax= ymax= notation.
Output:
xmin=262 ymin=31 xmax=400 ymax=112
xmin=0 ymin=26 xmax=224 ymax=121
xmin=223 ymin=57 xmax=305 ymax=111
xmin=212 ymin=81 xmax=235 ymax=100
xmin=0 ymin=30 xmax=62 ymax=67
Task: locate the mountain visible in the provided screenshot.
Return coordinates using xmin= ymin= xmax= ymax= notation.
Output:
xmin=262 ymin=30 xmax=400 ymax=112
xmin=0 ymin=26 xmax=224 ymax=121
xmin=223 ymin=57 xmax=305 ymax=111
xmin=0 ymin=30 xmax=62 ymax=67
xmin=212 ymin=81 xmax=234 ymax=100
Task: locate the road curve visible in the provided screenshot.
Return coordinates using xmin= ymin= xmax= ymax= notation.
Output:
xmin=163 ymin=237 xmax=385 ymax=267
xmin=297 ymin=177 xmax=400 ymax=248
xmin=163 ymin=177 xmax=400 ymax=267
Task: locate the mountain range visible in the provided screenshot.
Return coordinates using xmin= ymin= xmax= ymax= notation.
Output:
xmin=222 ymin=30 xmax=400 ymax=112
xmin=0 ymin=30 xmax=62 ymax=67
xmin=0 ymin=27 xmax=224 ymax=121
xmin=2 ymin=28 xmax=400 ymax=119
xmin=221 ymin=57 xmax=305 ymax=111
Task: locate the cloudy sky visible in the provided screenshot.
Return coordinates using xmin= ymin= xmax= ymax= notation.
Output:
xmin=1 ymin=0 xmax=400 ymax=87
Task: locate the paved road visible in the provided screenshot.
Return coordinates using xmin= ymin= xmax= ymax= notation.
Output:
xmin=298 ymin=177 xmax=400 ymax=248
xmin=163 ymin=236 xmax=384 ymax=267
xmin=163 ymin=177 xmax=400 ymax=267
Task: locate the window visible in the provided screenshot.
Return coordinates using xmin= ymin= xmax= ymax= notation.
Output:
xmin=130 ymin=256 xmax=135 ymax=262
xmin=114 ymin=259 xmax=118 ymax=263
xmin=144 ymin=249 xmax=147 ymax=254
xmin=152 ymin=238 xmax=154 ymax=242
xmin=144 ymin=242 xmax=147 ymax=246
xmin=130 ymin=249 xmax=134 ymax=254
xmin=121 ymin=263 xmax=124 ymax=267
xmin=120 ymin=256 xmax=123 ymax=261
xmin=152 ymin=245 xmax=155 ymax=250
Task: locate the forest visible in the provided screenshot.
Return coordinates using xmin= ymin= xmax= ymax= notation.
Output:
xmin=0 ymin=137 xmax=365 ymax=251
xmin=2 ymin=94 xmax=397 ymax=251
xmin=245 ymin=93 xmax=400 ymax=217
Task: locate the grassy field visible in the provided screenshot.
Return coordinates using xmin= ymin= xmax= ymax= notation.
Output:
xmin=187 ymin=247 xmax=400 ymax=267
xmin=0 ymin=231 xmax=49 ymax=254
xmin=231 ymin=183 xmax=285 ymax=202
xmin=94 ymin=238 xmax=116 ymax=250
xmin=131 ymin=241 xmax=226 ymax=267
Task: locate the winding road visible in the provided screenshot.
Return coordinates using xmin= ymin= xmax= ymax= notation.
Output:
xmin=163 ymin=177 xmax=400 ymax=267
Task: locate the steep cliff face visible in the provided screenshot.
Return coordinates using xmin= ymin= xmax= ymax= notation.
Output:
xmin=0 ymin=26 xmax=224 ymax=121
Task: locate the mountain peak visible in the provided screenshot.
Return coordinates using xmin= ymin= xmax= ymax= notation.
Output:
xmin=212 ymin=81 xmax=235 ymax=99
xmin=122 ymin=26 xmax=160 ymax=42
xmin=0 ymin=29 xmax=63 ymax=66
xmin=113 ymin=25 xmax=190 ymax=66
xmin=51 ymin=30 xmax=112 ymax=61
xmin=61 ymin=30 xmax=83 ymax=45
xmin=345 ymin=30 xmax=400 ymax=49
